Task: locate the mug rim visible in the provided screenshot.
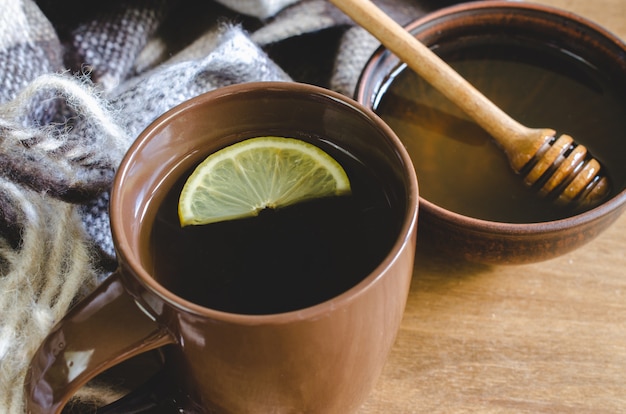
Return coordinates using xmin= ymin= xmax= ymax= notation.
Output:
xmin=111 ymin=81 xmax=419 ymax=324
xmin=355 ymin=0 xmax=626 ymax=236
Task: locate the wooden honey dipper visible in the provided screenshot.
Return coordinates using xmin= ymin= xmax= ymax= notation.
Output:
xmin=331 ymin=0 xmax=611 ymax=207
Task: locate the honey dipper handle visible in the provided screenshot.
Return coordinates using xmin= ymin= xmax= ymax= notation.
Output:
xmin=331 ymin=0 xmax=550 ymax=171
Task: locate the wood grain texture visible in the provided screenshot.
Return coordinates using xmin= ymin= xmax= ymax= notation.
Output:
xmin=358 ymin=1 xmax=626 ymax=412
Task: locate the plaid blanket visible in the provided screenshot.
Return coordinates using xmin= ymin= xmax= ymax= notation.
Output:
xmin=0 ymin=0 xmax=458 ymax=411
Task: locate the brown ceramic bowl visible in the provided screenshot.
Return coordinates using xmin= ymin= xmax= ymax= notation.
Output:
xmin=355 ymin=1 xmax=626 ymax=264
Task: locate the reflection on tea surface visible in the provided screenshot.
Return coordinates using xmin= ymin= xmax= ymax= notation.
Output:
xmin=375 ymin=39 xmax=626 ymax=222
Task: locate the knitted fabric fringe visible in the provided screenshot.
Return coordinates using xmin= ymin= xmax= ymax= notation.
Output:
xmin=0 ymin=180 xmax=97 ymax=413
xmin=0 ymin=73 xmax=131 ymax=412
xmin=0 ymin=75 xmax=129 ymax=199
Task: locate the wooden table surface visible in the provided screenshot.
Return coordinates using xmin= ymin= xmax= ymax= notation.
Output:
xmin=358 ymin=1 xmax=626 ymax=412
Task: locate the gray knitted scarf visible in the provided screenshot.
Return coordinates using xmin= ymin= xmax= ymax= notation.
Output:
xmin=0 ymin=0 xmax=458 ymax=411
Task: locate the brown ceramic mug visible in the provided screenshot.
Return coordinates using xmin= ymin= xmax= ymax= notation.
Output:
xmin=25 ymin=82 xmax=419 ymax=413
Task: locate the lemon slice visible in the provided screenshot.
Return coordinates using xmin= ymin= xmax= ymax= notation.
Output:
xmin=178 ymin=136 xmax=351 ymax=226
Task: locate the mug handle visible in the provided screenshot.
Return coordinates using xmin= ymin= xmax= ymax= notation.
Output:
xmin=25 ymin=271 xmax=176 ymax=414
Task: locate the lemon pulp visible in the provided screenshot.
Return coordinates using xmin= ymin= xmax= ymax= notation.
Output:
xmin=178 ymin=136 xmax=352 ymax=226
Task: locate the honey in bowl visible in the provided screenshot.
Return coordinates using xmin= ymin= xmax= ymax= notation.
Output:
xmin=373 ymin=37 xmax=626 ymax=223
